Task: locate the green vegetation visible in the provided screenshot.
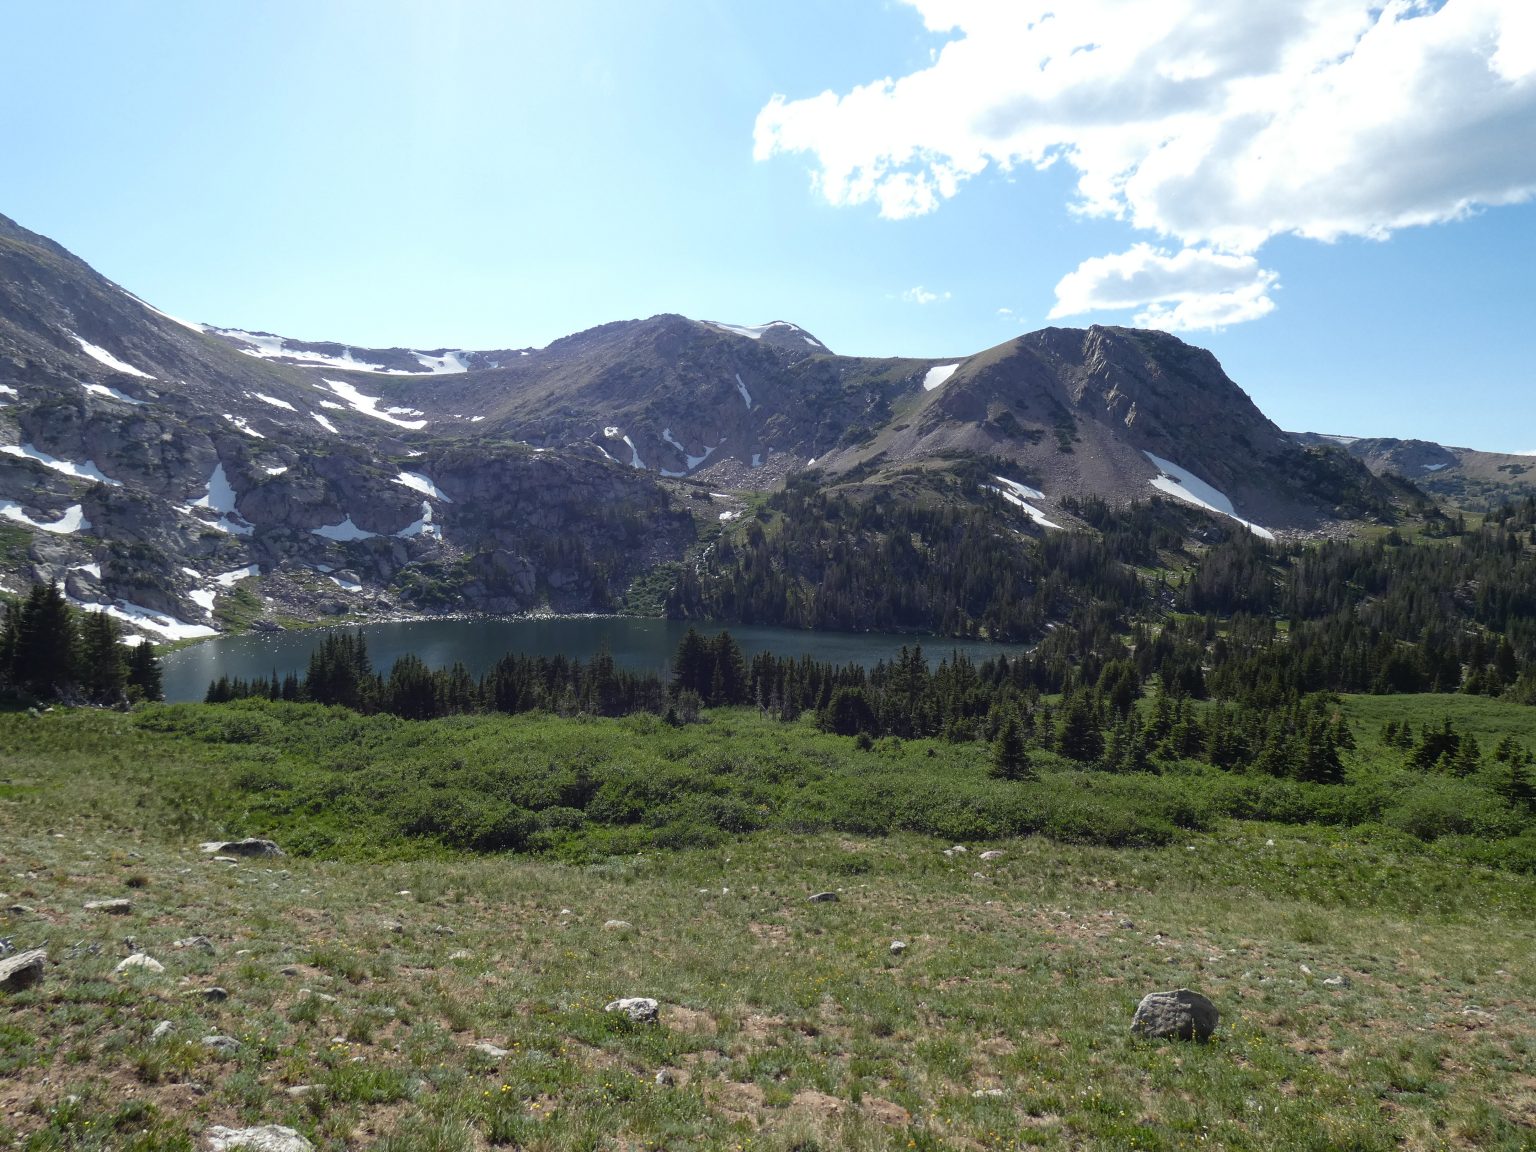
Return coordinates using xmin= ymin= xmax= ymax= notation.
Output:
xmin=0 ymin=581 xmax=163 ymax=705
xmin=1 ymin=699 xmax=1534 ymax=1150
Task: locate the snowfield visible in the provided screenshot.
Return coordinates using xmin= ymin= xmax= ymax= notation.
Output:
xmin=312 ymin=516 xmax=379 ymax=542
xmin=224 ymin=414 xmax=266 ymax=438
xmin=82 ymin=381 xmax=145 ymax=405
xmin=79 ymin=599 xmax=216 ymax=642
xmin=0 ymin=501 xmax=89 ymax=534
xmin=71 ymin=333 xmax=155 ymax=379
xmin=982 ymin=475 xmax=1059 ymax=529
xmin=323 ymin=379 xmax=427 ymax=430
xmin=393 ymin=471 xmax=452 ymax=501
xmin=735 ymin=373 xmax=753 ymax=409
xmin=1143 ymin=451 xmax=1275 ymax=540
xmin=2 ymin=443 xmax=121 ymax=486
xmin=249 ymin=392 xmax=297 ymax=411
xmin=923 ymin=364 xmax=959 ymax=391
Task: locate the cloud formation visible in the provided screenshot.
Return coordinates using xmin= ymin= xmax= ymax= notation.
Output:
xmin=903 ymin=285 xmax=951 ymax=304
xmin=755 ymin=0 xmax=1536 ymax=329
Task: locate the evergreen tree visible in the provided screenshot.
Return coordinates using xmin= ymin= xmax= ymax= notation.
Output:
xmin=990 ymin=716 xmax=1034 ymax=780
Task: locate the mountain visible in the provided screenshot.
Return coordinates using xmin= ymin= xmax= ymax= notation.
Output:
xmin=0 ymin=211 xmax=1412 ymax=641
xmin=1292 ymin=432 xmax=1536 ymax=508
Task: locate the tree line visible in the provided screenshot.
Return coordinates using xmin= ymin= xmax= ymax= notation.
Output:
xmin=0 ymin=581 xmax=163 ymax=704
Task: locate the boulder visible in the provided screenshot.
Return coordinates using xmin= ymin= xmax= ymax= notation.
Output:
xmin=1130 ymin=989 xmax=1219 ymax=1042
xmin=200 ymin=838 xmax=284 ymax=858
xmin=889 ymin=940 xmax=907 ymax=956
xmin=807 ymin=891 xmax=839 ymax=903
xmin=0 ymin=948 xmax=46 ymax=992
xmin=471 ymin=1041 xmax=509 ymax=1059
xmin=604 ymin=997 xmax=660 ymax=1023
xmin=84 ymin=898 xmax=133 ymax=914
xmin=602 ymin=919 xmax=633 ymax=931
xmin=979 ymin=850 xmax=1005 ymax=861
xmin=202 ymin=1034 xmax=241 ymax=1055
xmin=205 ymin=1126 xmax=313 ymax=1152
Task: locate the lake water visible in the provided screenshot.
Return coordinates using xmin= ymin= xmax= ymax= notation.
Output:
xmin=159 ymin=617 xmax=1031 ymax=703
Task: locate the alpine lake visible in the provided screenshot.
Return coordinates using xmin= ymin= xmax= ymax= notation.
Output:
xmin=159 ymin=616 xmax=1032 ymax=702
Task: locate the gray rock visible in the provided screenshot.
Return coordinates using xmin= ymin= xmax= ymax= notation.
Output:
xmin=201 ymin=1034 xmax=241 ymax=1055
xmin=5 ymin=904 xmax=34 ymax=915
xmin=115 ymin=953 xmax=165 ymax=975
xmin=205 ymin=1125 xmax=313 ymax=1152
xmin=807 ymin=891 xmax=839 ymax=903
xmin=151 ymin=1020 xmax=174 ymax=1041
xmin=175 ymin=935 xmax=216 ymax=954
xmin=0 ymin=948 xmax=46 ymax=992
xmin=889 ymin=940 xmax=908 ymax=955
xmin=200 ymin=838 xmax=284 ymax=858
xmin=1323 ymin=975 xmax=1352 ymax=989
xmin=979 ymin=850 xmax=1005 ymax=861
xmin=471 ymin=1040 xmax=509 ymax=1059
xmin=448 ymin=949 xmax=473 ymax=961
xmin=1130 ymin=989 xmax=1220 ymax=1042
xmin=84 ymin=898 xmax=133 ymax=914
xmin=285 ymin=1085 xmax=318 ymax=1099
xmin=603 ymin=919 xmax=633 ymax=931
xmin=655 ymin=1068 xmax=678 ymax=1086
xmin=604 ymin=996 xmax=660 ymax=1023
xmin=201 ymin=986 xmax=230 ymax=1002
xmin=298 ymin=989 xmax=337 ymax=1003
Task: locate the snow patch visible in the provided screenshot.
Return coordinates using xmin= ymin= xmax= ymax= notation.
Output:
xmin=751 ymin=453 xmax=762 ymax=468
xmin=192 ymin=464 xmax=238 ymax=514
xmin=923 ymin=364 xmax=959 ymax=391
xmin=188 ymin=588 xmax=216 ymax=613
xmin=312 ymin=412 xmax=340 ymax=434
xmin=1422 ymin=462 xmax=1450 ymax=472
xmin=1143 ymin=451 xmax=1274 ymax=541
xmin=327 ymin=573 xmax=362 ymax=592
xmin=249 ymin=392 xmax=297 ymax=411
xmin=0 ymin=502 xmax=89 ymax=534
xmin=123 ymin=292 xmax=207 ymax=333
xmin=662 ymin=428 xmax=716 ymax=471
xmin=718 ymin=511 xmax=740 ymax=521
xmin=312 ymin=516 xmax=378 ymax=542
xmin=982 ymin=477 xmax=1059 ymax=530
xmin=412 ymin=351 xmax=469 ymax=374
xmin=734 ymin=373 xmax=753 ymax=409
xmin=706 ymin=320 xmax=799 ymax=340
xmin=622 ymin=436 xmax=645 ymax=469
xmin=216 ymin=330 xmax=400 ymax=374
xmin=71 ymin=334 xmax=155 ymax=379
xmin=79 ymin=599 xmax=216 ymax=641
xmin=2 ymin=443 xmax=120 ymax=486
xmin=72 ymin=562 xmax=102 ymax=579
xmin=393 ymin=471 xmax=452 ymax=502
xmin=0 ymin=384 xmax=16 ymax=397
xmin=224 ymin=413 xmax=266 ymax=438
xmin=395 ymin=500 xmax=440 ymax=539
xmin=263 ymin=465 xmax=289 ymax=476
xmin=82 ymin=381 xmax=145 ymax=405
xmin=214 ymin=564 xmax=260 ymax=587
xmin=323 ymin=379 xmax=426 ymax=429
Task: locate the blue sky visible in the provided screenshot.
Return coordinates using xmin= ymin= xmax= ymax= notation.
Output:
xmin=3 ymin=0 xmax=1533 ymax=451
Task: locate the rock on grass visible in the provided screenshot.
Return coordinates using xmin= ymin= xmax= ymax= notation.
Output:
xmin=0 ymin=949 xmax=46 ymax=992
xmin=605 ymin=997 xmax=659 ymax=1023
xmin=1131 ymin=988 xmax=1220 ymax=1042
xmin=205 ymin=1125 xmax=312 ymax=1151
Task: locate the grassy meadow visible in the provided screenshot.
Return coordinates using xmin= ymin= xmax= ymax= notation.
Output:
xmin=0 ymin=697 xmax=1534 ymax=1150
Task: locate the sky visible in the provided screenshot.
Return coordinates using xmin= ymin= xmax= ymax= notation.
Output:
xmin=2 ymin=0 xmax=1533 ymax=452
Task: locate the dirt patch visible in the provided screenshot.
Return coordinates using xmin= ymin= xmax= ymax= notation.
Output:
xmin=664 ymin=1005 xmax=717 ymax=1034
xmin=861 ymin=1096 xmax=910 ymax=1125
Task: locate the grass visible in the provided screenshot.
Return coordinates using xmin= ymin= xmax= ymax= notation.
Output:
xmin=0 ymin=700 xmax=1534 ymax=1149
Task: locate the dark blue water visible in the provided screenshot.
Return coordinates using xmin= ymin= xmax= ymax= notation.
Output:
xmin=158 ymin=617 xmax=1029 ymax=703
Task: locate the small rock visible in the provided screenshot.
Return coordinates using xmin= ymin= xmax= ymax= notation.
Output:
xmin=396 ymin=890 xmax=412 ymax=897
xmin=889 ymin=940 xmax=907 ymax=955
xmin=115 ymin=953 xmax=165 ymax=975
xmin=949 ymin=845 xmax=968 ymax=855
xmin=5 ymin=903 xmax=34 ymax=915
xmin=85 ymin=898 xmax=133 ymax=915
xmin=201 ymin=1034 xmax=241 ymax=1055
xmin=205 ymin=1125 xmax=312 ymax=1152
xmin=213 ymin=856 xmax=239 ymax=864
xmin=432 ymin=925 xmax=455 ymax=936
xmin=448 ymin=949 xmax=472 ymax=961
xmin=471 ymin=1041 xmax=509 ymax=1059
xmin=655 ymin=1068 xmax=678 ymax=1086
xmin=298 ymin=989 xmax=337 ymax=1003
xmin=384 ymin=921 xmax=404 ymax=934
xmin=605 ymin=996 xmax=660 ymax=1023
xmin=971 ymin=872 xmax=988 ymax=880
xmin=559 ymin=908 xmax=573 ymax=916
xmin=285 ymin=1085 xmax=318 ymax=1099
xmin=1300 ymin=963 xmax=1312 ymax=975
xmin=0 ymin=948 xmax=46 ymax=992
xmin=202 ymin=986 xmax=230 ymax=1002
xmin=807 ymin=892 xmax=839 ymax=903
xmin=971 ymin=1088 xmax=1006 ymax=1098
xmin=279 ymin=965 xmax=301 ymax=976
xmin=200 ymin=838 xmax=284 ymax=858
xmin=175 ymin=936 xmax=216 ymax=953
xmin=1119 ymin=920 xmax=1136 ymax=930
xmin=151 ymin=1020 xmax=174 ymax=1041
xmin=1131 ymin=989 xmax=1220 ymax=1042
xmin=1265 ymin=838 xmax=1275 ymax=847
xmin=979 ymin=850 xmax=1005 ymax=861
xmin=603 ymin=919 xmax=633 ymax=931
xmin=1322 ymin=975 xmax=1352 ymax=989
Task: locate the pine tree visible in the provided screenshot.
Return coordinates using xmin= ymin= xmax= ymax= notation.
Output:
xmin=990 ymin=716 xmax=1034 ymax=780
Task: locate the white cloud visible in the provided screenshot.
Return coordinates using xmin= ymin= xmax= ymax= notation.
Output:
xmin=1050 ymin=243 xmax=1279 ymax=331
xmin=902 ymin=285 xmax=951 ymax=304
xmin=756 ymin=0 xmax=1536 ymax=326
